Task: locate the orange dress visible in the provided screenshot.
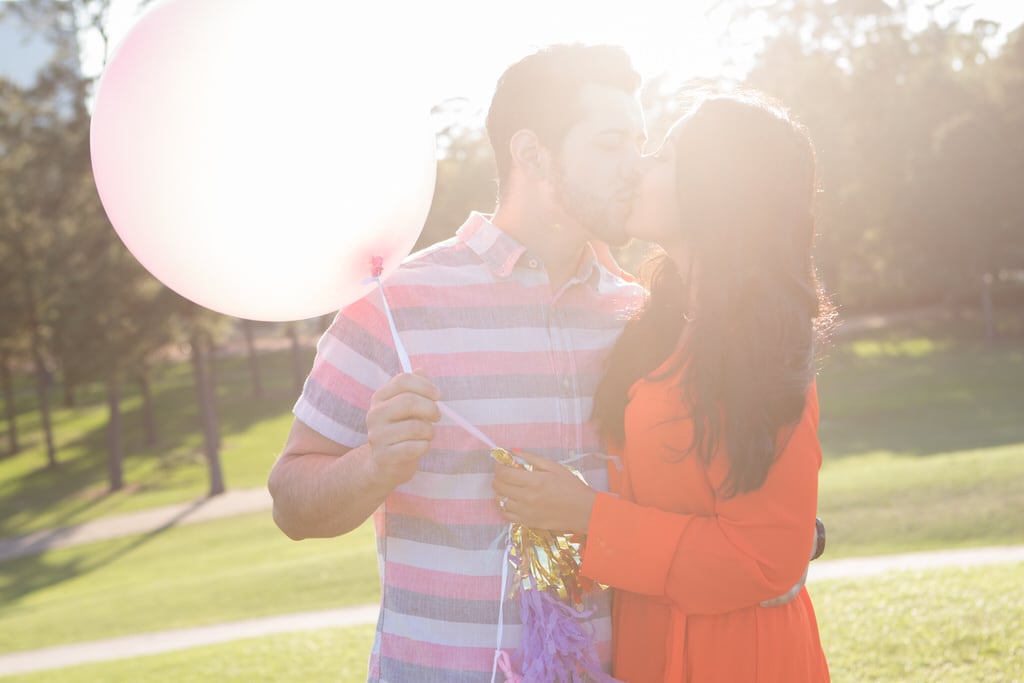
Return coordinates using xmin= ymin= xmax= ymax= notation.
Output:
xmin=581 ymin=362 xmax=830 ymax=683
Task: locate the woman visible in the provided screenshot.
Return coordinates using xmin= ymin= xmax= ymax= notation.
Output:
xmin=493 ymin=92 xmax=833 ymax=681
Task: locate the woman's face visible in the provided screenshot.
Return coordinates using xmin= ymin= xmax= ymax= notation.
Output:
xmin=625 ymin=122 xmax=684 ymax=247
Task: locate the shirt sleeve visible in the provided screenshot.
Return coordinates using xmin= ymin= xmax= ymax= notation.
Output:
xmin=292 ymin=291 xmax=401 ymax=448
xmin=582 ymin=384 xmax=822 ymax=615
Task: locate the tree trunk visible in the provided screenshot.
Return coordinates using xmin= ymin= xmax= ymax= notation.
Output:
xmin=207 ymin=338 xmax=221 ymax=452
xmin=62 ymin=375 xmax=76 ymax=408
xmin=982 ymin=273 xmax=995 ymax=343
xmin=190 ymin=332 xmax=225 ymax=496
xmin=242 ymin=319 xmax=263 ymax=398
xmin=106 ymin=371 xmax=124 ymax=492
xmin=30 ymin=337 xmax=56 ymax=467
xmin=287 ymin=322 xmax=305 ymax=394
xmin=1 ymin=352 xmax=19 ymax=456
xmin=24 ymin=276 xmax=56 ymax=466
xmin=138 ymin=369 xmax=158 ymax=447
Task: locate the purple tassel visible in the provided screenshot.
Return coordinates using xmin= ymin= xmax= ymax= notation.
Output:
xmin=514 ymin=586 xmax=623 ymax=683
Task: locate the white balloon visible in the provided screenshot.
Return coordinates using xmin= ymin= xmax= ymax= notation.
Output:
xmin=90 ymin=0 xmax=437 ymax=321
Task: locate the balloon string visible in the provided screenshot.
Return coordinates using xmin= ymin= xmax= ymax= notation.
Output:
xmin=371 ymin=261 xmax=517 ymax=683
xmin=373 ymin=276 xmax=413 ymax=374
xmin=371 ymin=274 xmax=499 ymax=451
xmin=490 ymin=527 xmax=516 ymax=683
xmin=439 ymin=403 xmax=499 ymax=450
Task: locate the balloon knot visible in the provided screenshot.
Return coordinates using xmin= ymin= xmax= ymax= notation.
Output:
xmin=370 ymin=255 xmax=384 ymax=278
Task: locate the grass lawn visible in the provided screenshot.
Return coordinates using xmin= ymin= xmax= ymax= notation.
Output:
xmin=818 ymin=444 xmax=1024 ymax=556
xmin=0 ymin=315 xmax=1023 ymax=657
xmin=0 ymin=348 xmax=311 ymax=536
xmin=818 ymin=326 xmax=1024 ymax=460
xmin=1 ymin=313 xmax=1021 ymax=540
xmin=3 ymin=562 xmax=1020 ymax=683
xmin=813 ymin=562 xmax=1024 ymax=682
xmin=1 ymin=442 xmax=1021 ymax=655
xmin=813 ymin=318 xmax=1024 ymax=555
xmin=0 ymin=513 xmax=378 ymax=654
xmin=0 ymin=625 xmax=377 ymax=683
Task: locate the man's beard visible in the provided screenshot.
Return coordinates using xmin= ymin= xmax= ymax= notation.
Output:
xmin=550 ymin=166 xmax=629 ymax=247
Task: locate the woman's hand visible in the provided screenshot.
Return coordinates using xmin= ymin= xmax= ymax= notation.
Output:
xmin=491 ymin=450 xmax=598 ymax=535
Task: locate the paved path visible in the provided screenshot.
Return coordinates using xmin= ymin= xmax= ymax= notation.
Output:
xmin=1 ymin=543 xmax=1023 ymax=676
xmin=0 ymin=605 xmax=381 ymax=676
xmin=806 ymin=544 xmax=1024 ymax=581
xmin=0 ymin=488 xmax=272 ymax=562
xmin=2 ymin=491 xmax=1023 ymax=676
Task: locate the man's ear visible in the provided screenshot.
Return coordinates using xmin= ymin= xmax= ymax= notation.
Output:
xmin=509 ymin=129 xmax=550 ymax=181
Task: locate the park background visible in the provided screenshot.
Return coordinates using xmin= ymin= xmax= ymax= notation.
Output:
xmin=1 ymin=0 xmax=1023 ymax=680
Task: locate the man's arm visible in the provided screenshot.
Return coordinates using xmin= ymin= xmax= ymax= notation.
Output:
xmin=758 ymin=517 xmax=824 ymax=607
xmin=268 ymin=371 xmax=440 ymax=540
xmin=269 ymin=422 xmax=383 ymax=539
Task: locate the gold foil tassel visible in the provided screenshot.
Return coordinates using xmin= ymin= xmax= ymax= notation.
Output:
xmin=491 ymin=447 xmax=602 ymax=607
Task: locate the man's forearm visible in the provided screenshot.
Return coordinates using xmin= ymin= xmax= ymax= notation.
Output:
xmin=269 ymin=443 xmax=390 ymax=539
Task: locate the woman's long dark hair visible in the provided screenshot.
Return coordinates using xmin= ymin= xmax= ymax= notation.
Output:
xmin=593 ymin=93 xmax=835 ymax=498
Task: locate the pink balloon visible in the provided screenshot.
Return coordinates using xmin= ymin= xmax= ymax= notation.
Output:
xmin=90 ymin=0 xmax=436 ymax=321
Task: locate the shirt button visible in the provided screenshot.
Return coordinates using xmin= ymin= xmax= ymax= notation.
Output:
xmin=528 ymin=258 xmax=539 ymax=269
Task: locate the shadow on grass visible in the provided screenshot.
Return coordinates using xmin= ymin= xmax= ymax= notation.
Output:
xmin=0 ymin=349 xmax=311 ymax=537
xmin=3 ymin=312 xmax=1022 ymax=534
xmin=0 ymin=497 xmax=214 ymax=609
xmin=818 ymin=318 xmax=1024 ymax=458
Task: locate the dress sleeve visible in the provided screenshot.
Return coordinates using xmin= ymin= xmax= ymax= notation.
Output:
xmin=292 ymin=292 xmax=401 ymax=448
xmin=582 ymin=384 xmax=822 ymax=615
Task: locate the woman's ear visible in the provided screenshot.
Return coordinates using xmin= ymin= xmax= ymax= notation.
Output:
xmin=509 ymin=129 xmax=550 ymax=182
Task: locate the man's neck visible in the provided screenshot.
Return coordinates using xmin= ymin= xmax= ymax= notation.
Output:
xmin=491 ymin=203 xmax=588 ymax=291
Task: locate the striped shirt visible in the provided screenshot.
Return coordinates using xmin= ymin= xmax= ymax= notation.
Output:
xmin=294 ymin=212 xmax=643 ymax=682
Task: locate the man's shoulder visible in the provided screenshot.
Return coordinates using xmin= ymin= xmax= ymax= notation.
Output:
xmin=404 ymin=233 xmax=463 ymax=263
xmin=390 ymin=234 xmax=475 ymax=278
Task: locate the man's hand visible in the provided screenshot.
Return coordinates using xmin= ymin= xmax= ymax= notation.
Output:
xmin=366 ymin=370 xmax=441 ymax=490
xmin=759 ymin=518 xmax=825 ymax=608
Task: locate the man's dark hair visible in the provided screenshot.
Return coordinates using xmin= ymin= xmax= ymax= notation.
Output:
xmin=485 ymin=43 xmax=641 ymax=197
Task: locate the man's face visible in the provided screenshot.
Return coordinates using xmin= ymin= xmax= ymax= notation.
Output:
xmin=549 ymin=84 xmax=646 ymax=246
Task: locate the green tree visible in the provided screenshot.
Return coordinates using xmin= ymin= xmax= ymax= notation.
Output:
xmin=418 ymin=99 xmax=497 ymax=247
xmin=0 ymin=0 xmax=187 ymax=485
xmin=0 ymin=253 xmax=27 ymax=457
xmin=172 ymin=301 xmax=232 ymax=497
xmin=0 ymin=72 xmax=73 ymax=467
xmin=720 ymin=0 xmax=1020 ymax=312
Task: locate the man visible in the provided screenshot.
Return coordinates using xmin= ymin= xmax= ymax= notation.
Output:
xmin=269 ymin=44 xmax=821 ymax=681
xmin=269 ymin=44 xmax=646 ymax=682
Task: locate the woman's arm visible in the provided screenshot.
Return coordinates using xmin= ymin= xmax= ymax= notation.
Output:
xmin=495 ymin=388 xmax=822 ymax=615
xmin=582 ymin=388 xmax=821 ymax=614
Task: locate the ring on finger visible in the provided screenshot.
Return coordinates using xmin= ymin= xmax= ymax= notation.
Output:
xmin=498 ymin=496 xmax=509 ymax=511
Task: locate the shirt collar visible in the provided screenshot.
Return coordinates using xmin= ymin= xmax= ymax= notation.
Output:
xmin=456 ymin=212 xmax=527 ymax=279
xmin=456 ymin=211 xmax=623 ymax=289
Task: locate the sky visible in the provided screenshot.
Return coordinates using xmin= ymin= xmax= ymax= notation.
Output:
xmin=2 ymin=0 xmax=1021 ymax=123
xmin=83 ymin=1 xmax=752 ymax=98
xmin=75 ymin=0 xmax=1024 ymax=120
